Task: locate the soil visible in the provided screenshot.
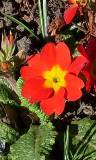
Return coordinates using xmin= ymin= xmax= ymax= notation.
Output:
xmin=0 ymin=0 xmax=65 ymax=53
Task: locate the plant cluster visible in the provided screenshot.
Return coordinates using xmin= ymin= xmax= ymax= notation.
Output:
xmin=0 ymin=0 xmax=96 ymax=159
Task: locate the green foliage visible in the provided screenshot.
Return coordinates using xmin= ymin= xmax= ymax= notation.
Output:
xmin=38 ymin=0 xmax=48 ymax=37
xmin=0 ymin=122 xmax=18 ymax=160
xmin=8 ymin=122 xmax=57 ymax=160
xmin=0 ymin=32 xmax=15 ymax=62
xmin=0 ymin=121 xmax=18 ymax=144
xmin=3 ymin=14 xmax=39 ymax=40
xmin=70 ymin=118 xmax=96 ymax=160
xmin=0 ymin=155 xmax=7 ymax=160
xmin=64 ymin=125 xmax=70 ymax=160
xmin=0 ymin=77 xmax=17 ymax=95
xmin=0 ymin=79 xmax=18 ymax=106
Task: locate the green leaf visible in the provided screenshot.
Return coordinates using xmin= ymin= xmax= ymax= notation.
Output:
xmin=0 ymin=155 xmax=7 ymax=160
xmin=0 ymin=51 xmax=5 ymax=62
xmin=0 ymin=121 xmax=18 ymax=144
xmin=8 ymin=123 xmax=57 ymax=160
xmin=3 ymin=14 xmax=39 ymax=40
xmin=38 ymin=0 xmax=45 ymax=37
xmin=70 ymin=118 xmax=96 ymax=160
xmin=38 ymin=0 xmax=48 ymax=37
xmin=43 ymin=0 xmax=48 ymax=37
xmin=0 ymin=79 xmax=18 ymax=106
xmin=0 ymin=76 xmax=17 ymax=95
xmin=64 ymin=125 xmax=70 ymax=160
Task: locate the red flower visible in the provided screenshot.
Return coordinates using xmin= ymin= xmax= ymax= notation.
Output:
xmin=64 ymin=0 xmax=87 ymax=25
xmin=21 ymin=42 xmax=87 ymax=115
xmin=77 ymin=37 xmax=96 ymax=92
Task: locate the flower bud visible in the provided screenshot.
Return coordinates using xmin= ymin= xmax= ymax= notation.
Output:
xmin=0 ymin=31 xmax=15 ymax=62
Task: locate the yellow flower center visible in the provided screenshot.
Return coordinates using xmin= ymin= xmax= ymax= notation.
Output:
xmin=43 ymin=65 xmax=68 ymax=92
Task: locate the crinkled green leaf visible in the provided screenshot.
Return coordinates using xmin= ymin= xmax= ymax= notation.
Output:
xmin=0 ymin=155 xmax=7 ymax=160
xmin=8 ymin=123 xmax=57 ymax=160
xmin=0 ymin=121 xmax=18 ymax=144
xmin=0 ymin=79 xmax=18 ymax=106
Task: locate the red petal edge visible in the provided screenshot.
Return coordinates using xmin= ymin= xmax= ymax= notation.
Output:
xmin=40 ymin=88 xmax=65 ymax=115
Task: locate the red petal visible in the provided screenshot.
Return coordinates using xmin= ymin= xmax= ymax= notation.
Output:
xmin=64 ymin=5 xmax=78 ymax=24
xmin=27 ymin=54 xmax=40 ymax=66
xmin=40 ymin=43 xmax=56 ymax=70
xmin=20 ymin=66 xmax=41 ymax=81
xmin=40 ymin=88 xmax=65 ymax=115
xmin=20 ymin=53 xmax=43 ymax=81
xmin=77 ymin=44 xmax=89 ymax=60
xmin=78 ymin=38 xmax=96 ymax=61
xmin=22 ymin=77 xmax=53 ymax=102
xmin=94 ymin=83 xmax=96 ymax=92
xmin=82 ymin=70 xmax=93 ymax=92
xmin=56 ymin=42 xmax=71 ymax=69
xmin=68 ymin=55 xmax=88 ymax=75
xmin=66 ymin=74 xmax=84 ymax=101
xmin=86 ymin=38 xmax=96 ymax=61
